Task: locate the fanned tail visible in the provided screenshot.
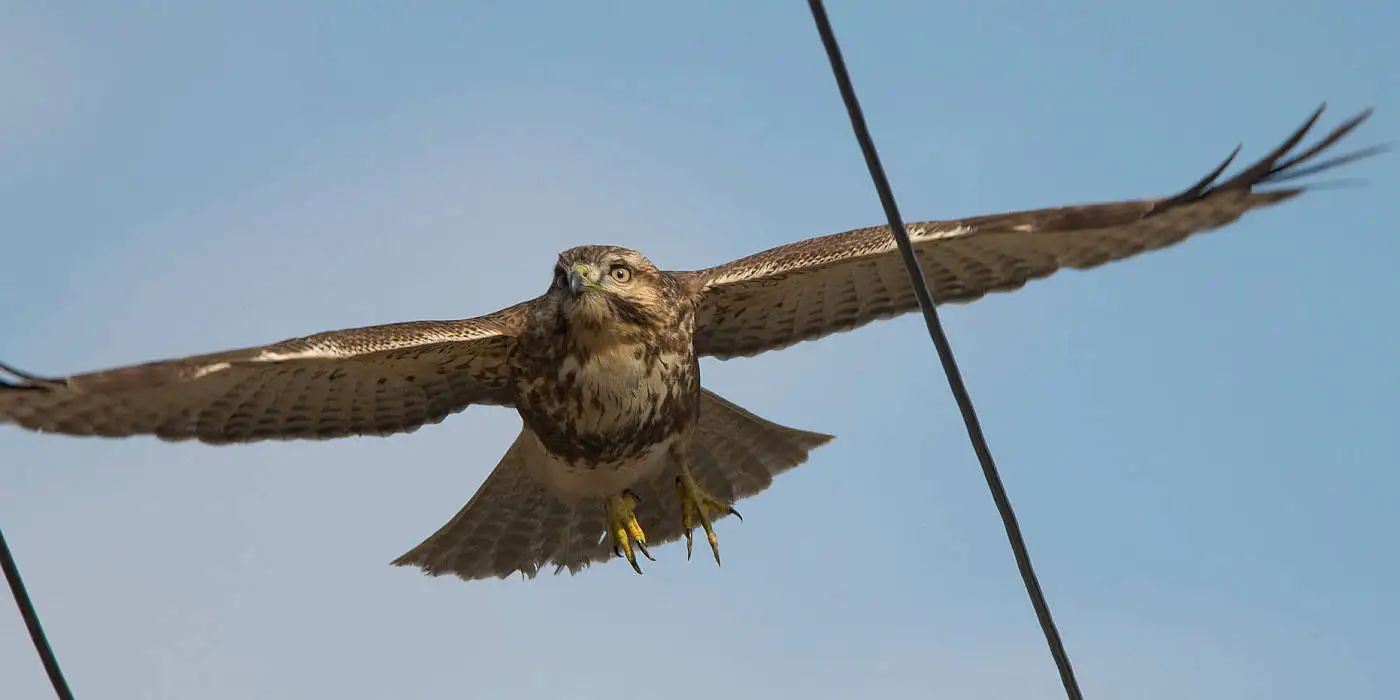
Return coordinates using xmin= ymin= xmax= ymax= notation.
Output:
xmin=392 ymin=389 xmax=834 ymax=581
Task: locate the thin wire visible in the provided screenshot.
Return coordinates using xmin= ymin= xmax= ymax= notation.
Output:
xmin=804 ymin=3 xmax=1084 ymax=698
xmin=1 ymin=525 xmax=75 ymax=700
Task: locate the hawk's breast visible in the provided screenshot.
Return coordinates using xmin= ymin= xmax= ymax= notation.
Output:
xmin=511 ymin=337 xmax=699 ymax=496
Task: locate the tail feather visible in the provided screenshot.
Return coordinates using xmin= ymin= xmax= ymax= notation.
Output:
xmin=689 ymin=389 xmax=834 ymax=504
xmin=391 ymin=433 xmax=605 ymax=580
xmin=391 ymin=388 xmax=833 ymax=581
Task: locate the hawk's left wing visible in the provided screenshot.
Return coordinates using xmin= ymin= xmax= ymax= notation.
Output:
xmin=690 ymin=106 xmax=1379 ymax=360
xmin=1 ymin=302 xmax=533 ymax=444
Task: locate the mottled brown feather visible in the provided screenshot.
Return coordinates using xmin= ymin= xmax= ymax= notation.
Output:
xmin=0 ymin=303 xmax=531 ymax=443
xmin=689 ymin=106 xmax=1378 ymax=359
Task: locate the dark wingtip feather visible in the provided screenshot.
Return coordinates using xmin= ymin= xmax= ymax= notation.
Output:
xmin=1175 ymin=144 xmax=1242 ymax=201
xmin=1219 ymin=103 xmax=1329 ymax=189
xmin=1274 ymin=177 xmax=1375 ymax=192
xmin=1267 ymin=106 xmax=1376 ymax=176
xmin=1155 ymin=105 xmax=1380 ymax=213
xmin=0 ymin=362 xmax=63 ymax=391
xmin=1265 ymin=142 xmax=1391 ymax=185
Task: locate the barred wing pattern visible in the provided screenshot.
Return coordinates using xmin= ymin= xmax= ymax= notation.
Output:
xmin=0 ymin=303 xmax=531 ymax=444
xmin=690 ymin=106 xmax=1378 ymax=360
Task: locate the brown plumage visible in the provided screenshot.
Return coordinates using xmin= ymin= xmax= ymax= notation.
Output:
xmin=0 ymin=105 xmax=1381 ymax=580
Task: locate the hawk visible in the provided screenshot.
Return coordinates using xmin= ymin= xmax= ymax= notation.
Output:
xmin=0 ymin=106 xmax=1379 ymax=580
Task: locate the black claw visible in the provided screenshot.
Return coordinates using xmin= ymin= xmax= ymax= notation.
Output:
xmin=684 ymin=530 xmax=694 ymax=561
xmin=627 ymin=557 xmax=644 ymax=575
xmin=727 ymin=506 xmax=743 ymax=522
xmin=636 ymin=540 xmax=655 ymax=562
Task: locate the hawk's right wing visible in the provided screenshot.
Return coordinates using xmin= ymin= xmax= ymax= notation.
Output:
xmin=1 ymin=302 xmax=533 ymax=444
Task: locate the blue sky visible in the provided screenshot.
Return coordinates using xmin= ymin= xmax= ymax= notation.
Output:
xmin=1 ymin=2 xmax=1395 ymax=698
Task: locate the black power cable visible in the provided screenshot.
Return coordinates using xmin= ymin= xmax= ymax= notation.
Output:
xmin=804 ymin=2 xmax=1085 ymax=698
xmin=1 ymin=526 xmax=75 ymax=700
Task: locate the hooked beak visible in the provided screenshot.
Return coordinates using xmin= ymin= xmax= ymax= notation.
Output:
xmin=567 ymin=264 xmax=591 ymax=296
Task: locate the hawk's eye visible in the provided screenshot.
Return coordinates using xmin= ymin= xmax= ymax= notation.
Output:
xmin=610 ymin=265 xmax=632 ymax=283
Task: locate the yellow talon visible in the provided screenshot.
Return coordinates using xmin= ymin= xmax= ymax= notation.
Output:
xmin=675 ymin=468 xmax=742 ymax=566
xmin=605 ymin=490 xmax=653 ymax=574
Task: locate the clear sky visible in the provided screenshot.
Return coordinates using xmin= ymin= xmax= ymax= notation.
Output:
xmin=1 ymin=2 xmax=1395 ymax=699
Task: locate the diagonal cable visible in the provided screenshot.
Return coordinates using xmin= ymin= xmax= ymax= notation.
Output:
xmin=1 ymin=525 xmax=75 ymax=700
xmin=804 ymin=2 xmax=1084 ymax=698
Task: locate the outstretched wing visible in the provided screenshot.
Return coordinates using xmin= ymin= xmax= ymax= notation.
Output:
xmin=690 ymin=106 xmax=1381 ymax=360
xmin=0 ymin=302 xmax=533 ymax=444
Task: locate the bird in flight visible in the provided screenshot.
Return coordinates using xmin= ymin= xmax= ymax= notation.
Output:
xmin=0 ymin=106 xmax=1380 ymax=581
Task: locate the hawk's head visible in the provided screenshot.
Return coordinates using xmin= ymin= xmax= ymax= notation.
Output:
xmin=547 ymin=245 xmax=682 ymax=340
